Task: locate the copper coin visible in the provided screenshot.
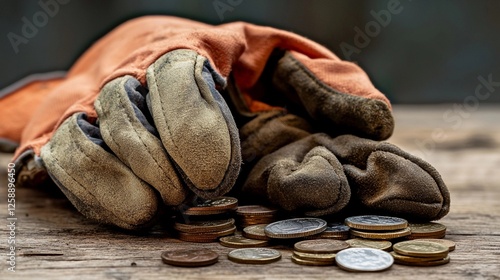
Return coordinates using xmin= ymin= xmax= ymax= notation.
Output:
xmin=236 ymin=205 xmax=278 ymax=216
xmin=174 ymin=218 xmax=235 ymax=233
xmin=183 ymin=197 xmax=238 ymax=215
xmin=345 ymin=215 xmax=408 ymax=231
xmin=161 ymin=249 xmax=219 ymax=267
xmin=294 ymin=239 xmax=350 ymax=254
xmin=265 ymin=218 xmax=327 ymax=239
xmin=178 ymin=226 xmax=236 ymax=242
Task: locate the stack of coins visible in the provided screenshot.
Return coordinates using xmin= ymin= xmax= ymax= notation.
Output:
xmin=407 ymin=222 xmax=447 ymax=239
xmin=291 ymin=239 xmax=349 ymax=266
xmin=236 ymin=205 xmax=279 ymax=228
xmin=304 ymin=223 xmax=350 ymax=240
xmin=391 ymin=240 xmax=450 ymax=266
xmin=346 ymin=215 xmax=411 ymax=240
xmin=175 ymin=197 xmax=238 ymax=242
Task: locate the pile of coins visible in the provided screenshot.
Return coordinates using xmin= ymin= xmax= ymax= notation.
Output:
xmin=236 ymin=205 xmax=279 ymax=228
xmin=161 ymin=208 xmax=456 ymax=271
xmin=174 ymin=197 xmax=238 ymax=242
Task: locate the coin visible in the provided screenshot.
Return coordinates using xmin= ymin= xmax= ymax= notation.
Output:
xmin=294 ymin=239 xmax=350 ymax=254
xmin=178 ymin=226 xmax=236 ymax=242
xmin=161 ymin=249 xmax=219 ymax=267
xmin=219 ymin=235 xmax=268 ymax=248
xmin=394 ymin=255 xmax=450 ymax=267
xmin=390 ymin=251 xmax=447 ymax=263
xmin=243 ymin=224 xmax=270 ymax=240
xmin=393 ymin=240 xmax=449 ymax=258
xmin=335 ymin=248 xmax=394 ymax=272
xmin=306 ymin=223 xmax=350 ymax=240
xmin=345 ymin=239 xmax=392 ymax=251
xmin=174 ymin=218 xmax=235 ymax=233
xmin=345 ymin=215 xmax=408 ymax=231
xmin=293 ymin=251 xmax=337 ymax=262
xmin=236 ymin=205 xmax=278 ymax=216
xmin=265 ymin=218 xmax=327 ymax=239
xmin=291 ymin=255 xmax=335 ymax=266
xmin=414 ymin=239 xmax=455 ymax=251
xmin=350 ymin=227 xmax=411 ymax=240
xmin=227 ymin=248 xmax=281 ymax=264
xmin=408 ymin=223 xmax=447 ymax=237
xmin=183 ymin=197 xmax=238 ymax=215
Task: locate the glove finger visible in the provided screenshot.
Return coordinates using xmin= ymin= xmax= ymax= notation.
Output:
xmin=95 ymin=76 xmax=187 ymax=206
xmin=41 ymin=113 xmax=159 ymax=230
xmin=242 ymin=133 xmax=350 ymax=216
xmin=146 ymin=49 xmax=241 ymax=198
xmin=328 ymin=134 xmax=450 ymax=221
xmin=271 ymin=51 xmax=394 ymax=140
xmin=240 ymin=110 xmax=313 ymax=166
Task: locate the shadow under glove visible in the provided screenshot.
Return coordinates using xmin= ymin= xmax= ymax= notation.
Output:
xmin=242 ymin=133 xmax=450 ymax=221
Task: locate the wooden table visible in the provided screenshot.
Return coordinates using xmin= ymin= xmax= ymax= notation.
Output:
xmin=1 ymin=105 xmax=499 ymax=279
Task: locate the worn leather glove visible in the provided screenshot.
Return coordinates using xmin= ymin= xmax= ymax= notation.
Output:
xmin=240 ymin=121 xmax=450 ymax=220
xmin=0 ymin=16 xmax=395 ymax=229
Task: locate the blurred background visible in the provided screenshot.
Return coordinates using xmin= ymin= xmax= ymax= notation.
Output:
xmin=1 ymin=0 xmax=499 ymax=103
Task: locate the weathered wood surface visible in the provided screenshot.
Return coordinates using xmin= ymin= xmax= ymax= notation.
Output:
xmin=1 ymin=105 xmax=499 ymax=279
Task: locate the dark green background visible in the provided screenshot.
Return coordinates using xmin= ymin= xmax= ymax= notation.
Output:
xmin=1 ymin=0 xmax=499 ymax=103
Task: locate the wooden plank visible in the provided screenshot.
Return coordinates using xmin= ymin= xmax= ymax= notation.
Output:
xmin=1 ymin=105 xmax=500 ymax=279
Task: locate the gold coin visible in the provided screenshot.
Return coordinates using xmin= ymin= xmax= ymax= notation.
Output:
xmin=390 ymin=251 xmax=447 ymax=263
xmin=265 ymin=218 xmax=327 ymax=239
xmin=394 ymin=255 xmax=450 ymax=266
xmin=413 ymin=239 xmax=455 ymax=251
xmin=291 ymin=255 xmax=334 ymax=266
xmin=219 ymin=235 xmax=268 ymax=248
xmin=228 ymin=248 xmax=281 ymax=264
xmin=393 ymin=240 xmax=449 ymax=258
xmin=174 ymin=218 xmax=235 ymax=233
xmin=345 ymin=238 xmax=392 ymax=251
xmin=408 ymin=223 xmax=447 ymax=237
xmin=183 ymin=197 xmax=238 ymax=215
xmin=243 ymin=224 xmax=270 ymax=240
xmin=350 ymin=227 xmax=411 ymax=240
xmin=178 ymin=226 xmax=236 ymax=243
xmin=294 ymin=239 xmax=349 ymax=254
xmin=345 ymin=215 xmax=408 ymax=231
xmin=293 ymin=251 xmax=336 ymax=262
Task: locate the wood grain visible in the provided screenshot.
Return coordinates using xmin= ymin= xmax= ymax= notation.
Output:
xmin=1 ymin=105 xmax=499 ymax=279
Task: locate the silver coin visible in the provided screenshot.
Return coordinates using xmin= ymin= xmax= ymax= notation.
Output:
xmin=265 ymin=218 xmax=327 ymax=238
xmin=326 ymin=223 xmax=350 ymax=233
xmin=335 ymin=248 xmax=394 ymax=272
xmin=345 ymin=215 xmax=407 ymax=229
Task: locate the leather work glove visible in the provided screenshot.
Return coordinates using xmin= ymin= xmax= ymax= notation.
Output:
xmin=1 ymin=16 xmax=400 ymax=230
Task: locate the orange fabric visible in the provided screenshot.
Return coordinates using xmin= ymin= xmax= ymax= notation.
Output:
xmin=0 ymin=16 xmax=391 ymax=160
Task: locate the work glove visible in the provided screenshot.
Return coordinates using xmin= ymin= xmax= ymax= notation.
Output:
xmin=0 ymin=16 xmax=397 ymax=230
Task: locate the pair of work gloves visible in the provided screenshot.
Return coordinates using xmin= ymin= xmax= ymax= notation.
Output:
xmin=0 ymin=16 xmax=450 ymax=230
